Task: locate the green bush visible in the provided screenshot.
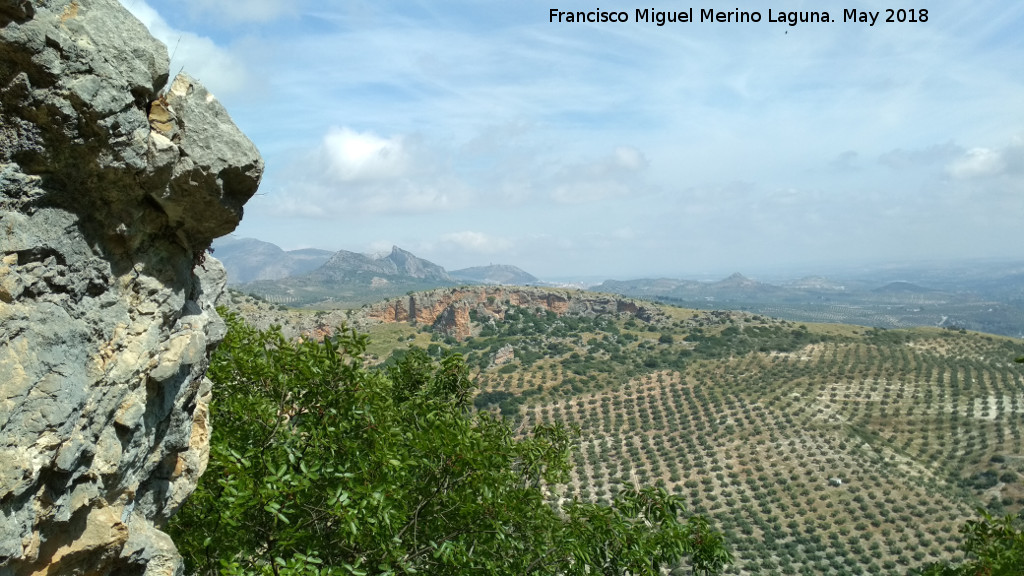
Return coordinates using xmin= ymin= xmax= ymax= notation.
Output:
xmin=912 ymin=510 xmax=1024 ymax=576
xmin=169 ymin=311 xmax=731 ymax=576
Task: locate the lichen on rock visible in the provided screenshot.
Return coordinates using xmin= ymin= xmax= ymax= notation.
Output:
xmin=0 ymin=1 xmax=262 ymax=574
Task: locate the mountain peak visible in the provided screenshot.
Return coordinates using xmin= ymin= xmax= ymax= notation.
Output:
xmin=450 ymin=264 xmax=540 ymax=286
xmin=715 ymin=273 xmax=757 ymax=287
xmin=384 ymin=247 xmax=449 ymax=280
xmin=213 ymin=237 xmax=334 ymax=283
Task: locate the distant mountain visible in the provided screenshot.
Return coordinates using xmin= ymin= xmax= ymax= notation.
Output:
xmin=212 ymin=237 xmax=333 ymax=284
xmin=873 ymin=281 xmax=937 ymax=294
xmin=709 ymin=273 xmax=780 ymax=294
xmin=237 ymin=246 xmax=459 ymax=307
xmin=595 ymin=278 xmax=701 ymax=294
xmin=712 ymin=272 xmax=755 ymax=288
xmin=594 ymin=273 xmax=777 ymax=299
xmin=785 ymin=276 xmax=847 ymax=291
xmin=306 ymin=246 xmax=452 ymax=284
xmin=595 ymin=268 xmax=1024 ymax=337
xmin=222 ymin=240 xmax=555 ymax=308
xmin=449 ymin=265 xmax=539 ymax=286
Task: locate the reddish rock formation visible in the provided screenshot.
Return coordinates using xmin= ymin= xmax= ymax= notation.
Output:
xmin=360 ymin=286 xmax=665 ymax=340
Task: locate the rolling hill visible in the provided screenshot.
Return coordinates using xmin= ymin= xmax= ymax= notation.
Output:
xmin=212 ymin=236 xmax=334 ymax=283
xmin=449 ymin=264 xmax=540 ymax=285
xmin=596 ymin=271 xmax=1024 ymax=338
xmin=222 ymin=285 xmax=1024 ymax=575
xmin=235 ymin=245 xmax=456 ymax=307
xmin=231 ymin=245 xmax=549 ymax=308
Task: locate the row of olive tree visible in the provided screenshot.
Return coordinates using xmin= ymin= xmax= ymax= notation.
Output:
xmin=168 ymin=312 xmax=732 ymax=575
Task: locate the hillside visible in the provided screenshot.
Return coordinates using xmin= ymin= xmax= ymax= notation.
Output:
xmin=237 ymin=245 xmax=460 ymax=306
xmin=212 ymin=236 xmax=333 ymax=283
xmin=450 ymin=264 xmax=540 ymax=285
xmin=596 ymin=272 xmax=1024 ymax=338
xmin=310 ymin=245 xmax=451 ymax=282
xmin=222 ymin=241 xmax=547 ymax=305
xmin=224 ymin=286 xmax=1024 ymax=575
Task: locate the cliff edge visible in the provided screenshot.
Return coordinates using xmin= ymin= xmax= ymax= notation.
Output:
xmin=0 ymin=1 xmax=262 ymax=574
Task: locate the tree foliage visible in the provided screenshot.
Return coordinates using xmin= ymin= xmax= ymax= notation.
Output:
xmin=169 ymin=311 xmax=731 ymax=575
xmin=912 ymin=510 xmax=1024 ymax=576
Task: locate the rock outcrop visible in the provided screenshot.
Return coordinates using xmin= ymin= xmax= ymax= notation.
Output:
xmin=362 ymin=286 xmax=668 ymax=340
xmin=0 ymin=1 xmax=262 ymax=575
xmin=491 ymin=343 xmax=514 ymax=367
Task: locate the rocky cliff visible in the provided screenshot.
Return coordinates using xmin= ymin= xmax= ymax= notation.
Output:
xmin=362 ymin=286 xmax=667 ymax=340
xmin=306 ymin=245 xmax=452 ymax=284
xmin=0 ymin=1 xmax=262 ymax=575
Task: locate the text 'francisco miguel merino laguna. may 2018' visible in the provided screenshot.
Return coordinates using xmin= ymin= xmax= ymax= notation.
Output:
xmin=549 ymin=8 xmax=929 ymax=27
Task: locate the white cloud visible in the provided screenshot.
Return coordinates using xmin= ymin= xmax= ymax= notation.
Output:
xmin=167 ymin=0 xmax=1024 ymax=274
xmin=438 ymin=231 xmax=512 ymax=254
xmin=613 ymin=147 xmax=648 ymax=171
xmin=321 ymin=128 xmax=408 ymax=182
xmin=948 ymin=148 xmax=1003 ymax=179
xmin=946 ymin=141 xmax=1024 ymax=179
xmin=119 ymin=0 xmax=248 ymax=95
xmin=266 ymin=126 xmax=471 ymax=217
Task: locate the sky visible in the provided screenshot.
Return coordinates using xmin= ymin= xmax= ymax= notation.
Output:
xmin=121 ymin=0 xmax=1024 ymax=280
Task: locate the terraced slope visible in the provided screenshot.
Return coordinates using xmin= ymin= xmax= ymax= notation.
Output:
xmin=469 ymin=324 xmax=1023 ymax=574
xmin=225 ymin=287 xmax=1024 ymax=575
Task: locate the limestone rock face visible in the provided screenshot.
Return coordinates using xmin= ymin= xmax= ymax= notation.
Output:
xmin=491 ymin=344 xmax=514 ymax=367
xmin=0 ymin=1 xmax=262 ymax=574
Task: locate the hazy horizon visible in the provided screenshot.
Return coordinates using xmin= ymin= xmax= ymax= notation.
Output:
xmin=216 ymin=234 xmax=1024 ymax=286
xmin=127 ymin=1 xmax=1023 ymax=279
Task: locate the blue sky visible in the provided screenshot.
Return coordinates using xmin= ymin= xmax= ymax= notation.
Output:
xmin=122 ymin=0 xmax=1024 ymax=280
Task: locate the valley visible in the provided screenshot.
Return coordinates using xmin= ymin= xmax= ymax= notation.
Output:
xmin=214 ymin=238 xmax=1024 ymax=338
xmin=224 ymin=285 xmax=1024 ymax=575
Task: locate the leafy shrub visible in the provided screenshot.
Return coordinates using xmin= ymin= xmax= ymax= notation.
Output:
xmin=169 ymin=311 xmax=732 ymax=576
xmin=913 ymin=510 xmax=1024 ymax=576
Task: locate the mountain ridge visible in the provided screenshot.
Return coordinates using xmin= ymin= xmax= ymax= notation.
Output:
xmin=213 ymin=236 xmax=334 ymax=283
xmin=307 ymin=245 xmax=453 ymax=283
xmin=450 ymin=264 xmax=540 ymax=285
xmin=231 ymin=241 xmax=545 ymax=307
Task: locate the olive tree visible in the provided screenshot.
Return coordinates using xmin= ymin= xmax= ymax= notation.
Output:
xmin=169 ymin=312 xmax=731 ymax=576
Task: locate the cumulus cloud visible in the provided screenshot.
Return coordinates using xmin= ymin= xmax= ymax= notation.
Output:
xmin=946 ymin=140 xmax=1024 ymax=180
xmin=321 ymin=128 xmax=408 ymax=182
xmin=613 ymin=146 xmax=648 ymax=171
xmin=948 ymin=148 xmax=1004 ymax=179
xmin=268 ymin=127 xmax=470 ymax=217
xmin=119 ymin=0 xmax=248 ymax=95
xmin=264 ymin=124 xmax=660 ymax=218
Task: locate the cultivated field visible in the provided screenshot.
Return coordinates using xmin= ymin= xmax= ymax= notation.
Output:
xmin=230 ymin=289 xmax=1024 ymax=575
